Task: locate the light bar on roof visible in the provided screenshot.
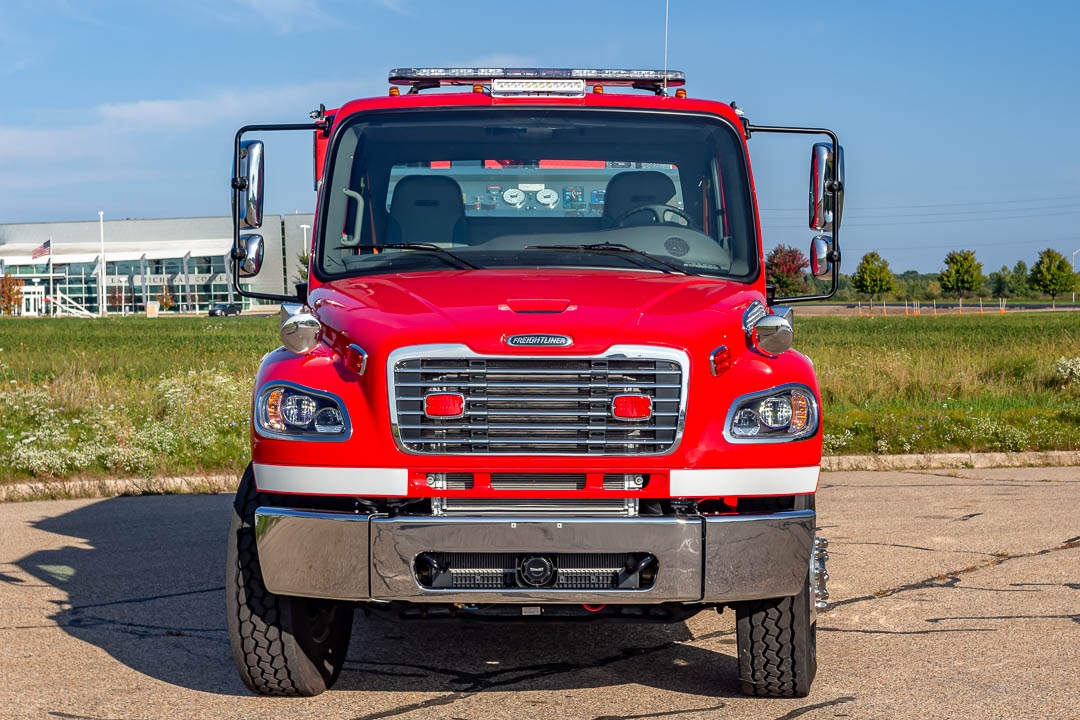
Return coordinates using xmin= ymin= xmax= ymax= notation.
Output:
xmin=388 ymin=67 xmax=686 ymax=87
xmin=491 ymin=78 xmax=586 ymax=97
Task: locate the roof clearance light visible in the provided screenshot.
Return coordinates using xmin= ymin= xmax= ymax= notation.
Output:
xmin=389 ymin=86 xmax=400 ymax=96
xmin=593 ymin=85 xmax=605 ymax=94
xmin=491 ymin=78 xmax=586 ymax=97
xmin=676 ymin=88 xmax=687 ymax=99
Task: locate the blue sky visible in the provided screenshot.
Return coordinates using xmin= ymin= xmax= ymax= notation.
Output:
xmin=2 ymin=0 xmax=1078 ymax=274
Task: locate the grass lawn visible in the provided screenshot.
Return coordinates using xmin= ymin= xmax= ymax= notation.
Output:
xmin=0 ymin=311 xmax=1077 ymax=483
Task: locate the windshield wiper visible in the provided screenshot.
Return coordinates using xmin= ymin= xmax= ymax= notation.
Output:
xmin=524 ymin=242 xmax=692 ymax=275
xmin=342 ymin=243 xmax=480 ymax=270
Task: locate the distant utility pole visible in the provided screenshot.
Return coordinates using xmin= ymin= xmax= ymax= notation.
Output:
xmin=98 ymin=211 xmax=106 ymax=317
xmin=1072 ymin=248 xmax=1079 ymax=304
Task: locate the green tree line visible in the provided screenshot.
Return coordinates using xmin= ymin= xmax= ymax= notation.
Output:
xmin=766 ymin=246 xmax=1079 ymax=308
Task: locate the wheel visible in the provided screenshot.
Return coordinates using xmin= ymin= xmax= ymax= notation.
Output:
xmin=226 ymin=464 xmax=354 ymax=696
xmin=734 ymin=569 xmax=817 ymax=697
xmin=612 ymin=203 xmax=693 ymax=228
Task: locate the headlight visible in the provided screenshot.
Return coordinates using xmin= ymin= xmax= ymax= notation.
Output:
xmin=256 ymin=382 xmax=350 ymax=441
xmin=724 ymin=384 xmax=818 ymax=443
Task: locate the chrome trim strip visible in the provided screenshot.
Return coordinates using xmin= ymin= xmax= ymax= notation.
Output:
xmin=669 ymin=466 xmax=819 ymax=496
xmin=253 ymin=463 xmax=408 ymax=496
xmin=386 ymin=343 xmax=690 ymax=457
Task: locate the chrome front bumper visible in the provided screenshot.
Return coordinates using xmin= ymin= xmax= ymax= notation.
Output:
xmin=253 ymin=509 xmax=814 ymax=604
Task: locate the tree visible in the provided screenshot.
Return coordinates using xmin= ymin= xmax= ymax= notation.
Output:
xmin=1029 ymin=248 xmax=1077 ymax=309
xmin=765 ymin=245 xmax=809 ymax=296
xmin=294 ymin=251 xmax=310 ymax=285
xmin=939 ymin=250 xmax=983 ymax=311
xmin=0 ymin=273 xmax=24 ymax=316
xmin=1011 ymin=261 xmax=1031 ymax=299
xmin=850 ymin=252 xmax=896 ymax=308
xmin=155 ymin=285 xmax=176 ymax=311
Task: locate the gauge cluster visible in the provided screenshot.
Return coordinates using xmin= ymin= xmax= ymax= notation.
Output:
xmin=461 ymin=181 xmax=618 ymax=218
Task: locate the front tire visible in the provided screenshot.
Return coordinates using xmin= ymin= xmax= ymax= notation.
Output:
xmin=734 ymin=576 xmax=817 ymax=697
xmin=226 ymin=464 xmax=354 ymax=696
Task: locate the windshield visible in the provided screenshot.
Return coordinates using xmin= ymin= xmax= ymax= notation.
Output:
xmin=317 ymin=109 xmax=756 ymax=280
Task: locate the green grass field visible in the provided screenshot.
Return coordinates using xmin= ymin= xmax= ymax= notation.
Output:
xmin=0 ymin=312 xmax=1077 ymax=483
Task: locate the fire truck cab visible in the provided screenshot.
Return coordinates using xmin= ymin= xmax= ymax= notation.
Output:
xmin=225 ymin=68 xmax=843 ymax=699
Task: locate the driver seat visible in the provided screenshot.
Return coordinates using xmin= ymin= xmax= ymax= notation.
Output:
xmin=601 ymin=171 xmax=678 ymax=228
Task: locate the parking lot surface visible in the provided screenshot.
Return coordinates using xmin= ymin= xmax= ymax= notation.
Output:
xmin=0 ymin=466 xmax=1077 ymax=719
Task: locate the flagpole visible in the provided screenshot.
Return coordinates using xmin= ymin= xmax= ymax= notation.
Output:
xmin=98 ymin=211 xmax=106 ymax=317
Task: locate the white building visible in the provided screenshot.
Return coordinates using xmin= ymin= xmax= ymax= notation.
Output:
xmin=0 ymin=215 xmax=311 ymax=316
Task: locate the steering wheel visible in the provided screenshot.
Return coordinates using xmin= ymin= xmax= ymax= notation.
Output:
xmin=613 ymin=203 xmax=693 ymax=228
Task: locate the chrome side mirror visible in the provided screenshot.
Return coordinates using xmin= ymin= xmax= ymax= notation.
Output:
xmin=809 ymin=143 xmax=844 ymax=232
xmin=810 ymin=235 xmax=835 ymax=280
xmin=233 ymin=233 xmax=264 ymax=277
xmin=235 ymin=140 xmax=265 ymax=229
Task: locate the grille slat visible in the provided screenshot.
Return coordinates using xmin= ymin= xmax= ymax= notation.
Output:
xmin=392 ymin=349 xmax=685 ymax=456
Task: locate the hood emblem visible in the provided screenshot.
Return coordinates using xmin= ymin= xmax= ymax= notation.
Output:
xmin=505 ymin=334 xmax=574 ymax=348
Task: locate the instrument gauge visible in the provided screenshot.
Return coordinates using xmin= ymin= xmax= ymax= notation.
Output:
xmin=536 ymin=188 xmax=559 ymax=208
xmin=502 ymin=187 xmax=526 ymax=208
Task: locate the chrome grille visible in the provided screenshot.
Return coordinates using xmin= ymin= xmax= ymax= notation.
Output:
xmin=390 ymin=346 xmax=686 ymax=455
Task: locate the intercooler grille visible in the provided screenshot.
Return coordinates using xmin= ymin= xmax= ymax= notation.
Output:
xmin=391 ymin=352 xmax=685 ymax=455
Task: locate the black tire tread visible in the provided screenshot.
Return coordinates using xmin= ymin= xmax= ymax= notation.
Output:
xmin=226 ymin=466 xmax=351 ymax=696
xmin=735 ymin=584 xmax=816 ymax=698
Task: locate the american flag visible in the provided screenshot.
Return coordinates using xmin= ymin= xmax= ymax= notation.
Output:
xmin=31 ymin=238 xmax=51 ymax=260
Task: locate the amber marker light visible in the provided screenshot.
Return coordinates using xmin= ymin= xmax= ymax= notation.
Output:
xmin=389 ymin=87 xmax=400 ymax=96
xmin=790 ymin=391 xmax=811 ymax=432
xmin=675 ymin=88 xmax=687 ymax=98
xmin=473 ymin=84 xmax=484 ymax=94
xmin=265 ymin=387 xmax=286 ymax=432
xmin=593 ymin=85 xmax=604 ymax=94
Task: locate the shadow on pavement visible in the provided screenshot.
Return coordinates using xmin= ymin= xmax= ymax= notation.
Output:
xmin=17 ymin=494 xmax=739 ymax=698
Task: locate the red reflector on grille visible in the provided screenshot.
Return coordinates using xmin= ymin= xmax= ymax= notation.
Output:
xmin=425 ymin=393 xmax=465 ymax=418
xmin=612 ymin=395 xmax=652 ymax=420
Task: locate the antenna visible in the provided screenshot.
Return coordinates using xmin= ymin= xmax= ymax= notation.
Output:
xmin=663 ymin=0 xmax=670 ymax=96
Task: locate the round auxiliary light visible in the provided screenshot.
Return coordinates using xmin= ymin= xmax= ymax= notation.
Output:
xmin=731 ymin=408 xmax=760 ymax=437
xmin=759 ymin=396 xmax=793 ymax=429
xmin=752 ymin=314 xmax=793 ymax=356
xmin=281 ymin=311 xmax=321 ymax=354
xmin=281 ymin=393 xmax=318 ymax=427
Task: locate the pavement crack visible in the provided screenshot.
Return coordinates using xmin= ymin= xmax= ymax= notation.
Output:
xmin=822 ymin=627 xmax=994 ymax=636
xmin=926 ymin=613 xmax=1080 ymax=624
xmin=61 ymin=586 xmax=223 ymax=612
xmin=827 ymin=536 xmax=1079 ymax=611
xmin=351 ymin=692 xmax=475 ymax=720
xmin=951 ymin=512 xmax=983 ymax=522
xmin=592 ymin=704 xmax=727 ymax=720
xmin=769 ymin=696 xmax=857 ymax=720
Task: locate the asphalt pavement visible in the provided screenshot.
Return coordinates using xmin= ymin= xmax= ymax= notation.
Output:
xmin=0 ymin=466 xmax=1076 ymax=719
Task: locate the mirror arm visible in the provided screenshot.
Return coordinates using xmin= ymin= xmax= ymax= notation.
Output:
xmin=231 ymin=122 xmax=321 ymax=304
xmin=746 ymin=124 xmax=843 ymax=305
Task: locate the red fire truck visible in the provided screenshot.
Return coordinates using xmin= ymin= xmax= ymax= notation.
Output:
xmin=225 ymin=68 xmax=843 ymax=698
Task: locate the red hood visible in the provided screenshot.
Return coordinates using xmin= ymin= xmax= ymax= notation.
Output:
xmin=309 ymin=269 xmax=760 ymax=358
